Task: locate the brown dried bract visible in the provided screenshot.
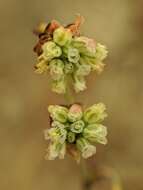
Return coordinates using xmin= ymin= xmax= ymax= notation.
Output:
xmin=66 ymin=15 xmax=84 ymax=36
xmin=33 ymin=20 xmax=61 ymax=56
xmin=33 ymin=15 xmax=84 ymax=56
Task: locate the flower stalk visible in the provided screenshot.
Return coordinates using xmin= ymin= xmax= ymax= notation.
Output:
xmin=33 ymin=15 xmax=110 ymax=190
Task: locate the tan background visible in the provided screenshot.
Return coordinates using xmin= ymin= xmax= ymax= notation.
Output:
xmin=0 ymin=0 xmax=143 ymax=189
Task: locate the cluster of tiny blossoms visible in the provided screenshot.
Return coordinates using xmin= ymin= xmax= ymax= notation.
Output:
xmin=33 ymin=15 xmax=108 ymax=94
xmin=44 ymin=103 xmax=107 ymax=162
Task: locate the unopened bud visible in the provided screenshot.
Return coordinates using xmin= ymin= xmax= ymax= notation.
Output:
xmin=48 ymin=105 xmax=68 ymax=123
xmin=42 ymin=41 xmax=62 ymax=60
xmin=68 ymin=104 xmax=83 ymax=122
xmin=83 ymin=103 xmax=107 ymax=124
xmin=70 ymin=120 xmax=85 ymax=133
xmin=83 ymin=124 xmax=107 ymax=145
xmin=76 ymin=137 xmax=96 ymax=159
xmin=53 ymin=27 xmax=72 ymax=46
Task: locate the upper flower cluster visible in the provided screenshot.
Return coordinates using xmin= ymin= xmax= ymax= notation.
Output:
xmin=33 ymin=15 xmax=108 ymax=94
xmin=44 ymin=103 xmax=107 ymax=162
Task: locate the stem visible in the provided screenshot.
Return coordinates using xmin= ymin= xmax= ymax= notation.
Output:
xmin=80 ymin=159 xmax=93 ymax=190
xmin=64 ymin=75 xmax=74 ymax=104
xmin=64 ymin=77 xmax=93 ymax=189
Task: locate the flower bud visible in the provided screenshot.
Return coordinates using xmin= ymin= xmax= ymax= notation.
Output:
xmin=58 ymin=142 xmax=66 ymax=159
xmin=95 ymin=43 xmax=108 ymax=61
xmin=53 ymin=27 xmax=72 ymax=46
xmin=48 ymin=125 xmax=67 ymax=144
xmin=42 ymin=41 xmax=62 ymax=60
xmin=83 ymin=124 xmax=107 ymax=145
xmin=52 ymin=77 xmax=66 ymax=94
xmin=49 ymin=59 xmax=64 ymax=80
xmin=83 ymin=103 xmax=107 ymax=124
xmin=45 ymin=142 xmax=58 ymax=160
xmin=92 ymin=62 xmax=105 ymax=74
xmin=68 ymin=47 xmax=80 ymax=63
xmin=51 ymin=120 xmax=65 ymax=128
xmin=76 ymin=137 xmax=96 ymax=159
xmin=70 ymin=120 xmax=85 ymax=133
xmin=34 ymin=58 xmax=48 ymax=74
xmin=72 ymin=36 xmax=96 ymax=57
xmin=62 ymin=46 xmax=68 ymax=56
xmin=76 ymin=62 xmax=91 ymax=76
xmin=48 ymin=105 xmax=68 ymax=123
xmin=64 ymin=62 xmax=74 ymax=74
xmin=79 ymin=56 xmax=105 ymax=73
xmin=45 ymin=142 xmax=66 ymax=160
xmin=73 ymin=75 xmax=86 ymax=93
xmin=67 ymin=131 xmax=76 ymax=143
xmin=68 ymin=104 xmax=83 ymax=122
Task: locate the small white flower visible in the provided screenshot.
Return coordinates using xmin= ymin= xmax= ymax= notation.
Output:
xmin=52 ymin=77 xmax=67 ymax=94
xmin=48 ymin=126 xmax=67 ymax=144
xmin=73 ymin=75 xmax=86 ymax=93
xmin=83 ymin=124 xmax=108 ymax=145
xmin=83 ymin=103 xmax=107 ymax=123
xmin=68 ymin=48 xmax=80 ymax=63
xmin=49 ymin=59 xmax=64 ymax=80
xmin=76 ymin=62 xmax=91 ymax=76
xmin=42 ymin=41 xmax=62 ymax=60
xmin=45 ymin=142 xmax=66 ymax=160
xmin=95 ymin=43 xmax=108 ymax=61
xmin=82 ymin=144 xmax=96 ymax=159
xmin=76 ymin=138 xmax=96 ymax=159
xmin=48 ymin=105 xmax=68 ymax=123
xmin=70 ymin=120 xmax=85 ymax=133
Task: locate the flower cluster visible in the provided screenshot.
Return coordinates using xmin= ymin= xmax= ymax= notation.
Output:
xmin=44 ymin=103 xmax=107 ymax=162
xmin=33 ymin=15 xmax=108 ymax=94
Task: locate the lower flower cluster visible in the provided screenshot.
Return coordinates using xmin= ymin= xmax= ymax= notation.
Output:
xmin=44 ymin=103 xmax=108 ymax=162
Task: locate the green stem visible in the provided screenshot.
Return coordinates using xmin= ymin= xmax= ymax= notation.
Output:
xmin=64 ymin=77 xmax=93 ymax=189
xmin=80 ymin=159 xmax=93 ymax=190
xmin=64 ymin=75 xmax=74 ymax=104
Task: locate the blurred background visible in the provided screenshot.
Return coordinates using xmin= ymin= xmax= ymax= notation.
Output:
xmin=0 ymin=0 xmax=143 ymax=189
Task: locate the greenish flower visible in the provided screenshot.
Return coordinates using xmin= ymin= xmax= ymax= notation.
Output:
xmin=79 ymin=56 xmax=96 ymax=70
xmin=62 ymin=46 xmax=69 ymax=57
xmin=76 ymin=137 xmax=96 ymax=159
xmin=72 ymin=36 xmax=96 ymax=57
xmin=67 ymin=131 xmax=76 ymax=143
xmin=70 ymin=120 xmax=85 ymax=133
xmin=48 ymin=105 xmax=68 ymax=123
xmin=49 ymin=59 xmax=64 ymax=80
xmin=52 ymin=77 xmax=66 ymax=94
xmin=83 ymin=123 xmax=107 ymax=145
xmin=35 ymin=58 xmax=48 ymax=74
xmin=64 ymin=62 xmax=74 ymax=74
xmin=42 ymin=41 xmax=62 ymax=60
xmin=87 ymin=61 xmax=105 ymax=74
xmin=68 ymin=104 xmax=83 ymax=122
xmin=75 ymin=62 xmax=91 ymax=76
xmin=67 ymin=47 xmax=80 ymax=63
xmin=83 ymin=103 xmax=107 ymax=124
xmin=73 ymin=75 xmax=86 ymax=92
xmin=47 ymin=125 xmax=67 ymax=144
xmin=53 ymin=27 xmax=72 ymax=46
xmin=95 ymin=43 xmax=108 ymax=61
xmin=45 ymin=142 xmax=66 ymax=160
xmin=51 ymin=120 xmax=65 ymax=128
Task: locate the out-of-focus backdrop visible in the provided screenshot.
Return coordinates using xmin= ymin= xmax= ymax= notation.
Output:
xmin=0 ymin=0 xmax=143 ymax=189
